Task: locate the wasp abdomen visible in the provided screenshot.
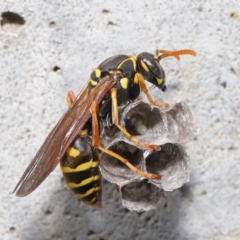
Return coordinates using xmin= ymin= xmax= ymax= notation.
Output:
xmin=60 ymin=136 xmax=102 ymax=208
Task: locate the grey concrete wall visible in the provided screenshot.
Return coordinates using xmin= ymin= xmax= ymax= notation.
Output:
xmin=1 ymin=0 xmax=240 ymax=239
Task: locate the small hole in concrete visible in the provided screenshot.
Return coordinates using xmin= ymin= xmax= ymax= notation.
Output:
xmin=1 ymin=11 xmax=25 ymax=26
xmin=45 ymin=209 xmax=52 ymax=215
xmin=9 ymin=227 xmax=16 ymax=232
xmin=102 ymin=9 xmax=110 ymax=14
xmin=49 ymin=21 xmax=56 ymax=28
xmin=221 ymin=81 xmax=227 ymax=88
xmin=107 ymin=21 xmax=115 ymax=26
xmin=88 ymin=230 xmax=94 ymax=236
xmin=53 ymin=66 xmax=61 ymax=72
xmin=230 ymin=12 xmax=238 ymax=19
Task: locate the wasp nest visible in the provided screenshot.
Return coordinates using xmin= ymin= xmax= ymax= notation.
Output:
xmin=100 ymin=101 xmax=193 ymax=212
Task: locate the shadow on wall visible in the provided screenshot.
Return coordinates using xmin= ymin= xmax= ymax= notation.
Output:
xmin=19 ymin=176 xmax=192 ymax=240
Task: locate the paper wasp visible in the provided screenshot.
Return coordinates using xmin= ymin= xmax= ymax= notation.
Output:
xmin=14 ymin=49 xmax=196 ymax=208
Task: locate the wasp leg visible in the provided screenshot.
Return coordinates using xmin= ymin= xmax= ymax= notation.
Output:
xmin=66 ymin=91 xmax=76 ymax=107
xmin=90 ymin=99 xmax=161 ymax=179
xmin=66 ymin=91 xmax=100 ymax=142
xmin=90 ymin=101 xmax=100 ymax=148
xmin=134 ymin=73 xmax=169 ymax=108
xmin=66 ymin=90 xmax=161 ymax=179
xmin=110 ymin=88 xmax=160 ymax=151
xmin=98 ymin=146 xmax=161 ymax=180
xmin=156 ymin=49 xmax=196 ymax=62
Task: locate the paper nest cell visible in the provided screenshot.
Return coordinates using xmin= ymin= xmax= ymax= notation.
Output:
xmin=100 ymin=101 xmax=193 ymax=212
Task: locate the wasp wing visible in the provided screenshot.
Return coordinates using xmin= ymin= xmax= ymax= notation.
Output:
xmin=14 ymin=75 xmax=117 ymax=197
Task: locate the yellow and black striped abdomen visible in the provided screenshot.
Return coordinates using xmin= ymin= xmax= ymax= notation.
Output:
xmin=60 ymin=136 xmax=102 ymax=208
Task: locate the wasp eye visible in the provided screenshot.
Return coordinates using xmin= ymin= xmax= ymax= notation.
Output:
xmin=162 ymin=85 xmax=167 ymax=92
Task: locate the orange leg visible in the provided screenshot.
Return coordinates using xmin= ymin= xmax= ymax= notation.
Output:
xmin=134 ymin=73 xmax=169 ymax=108
xmin=66 ymin=91 xmax=102 ymax=147
xmin=90 ymin=101 xmax=100 ymax=148
xmin=111 ymin=88 xmax=160 ymax=151
xmin=65 ymin=91 xmax=76 ymax=107
xmin=98 ymin=146 xmax=161 ymax=180
xmin=65 ymin=91 xmax=162 ymax=180
xmin=90 ymin=97 xmax=161 ymax=180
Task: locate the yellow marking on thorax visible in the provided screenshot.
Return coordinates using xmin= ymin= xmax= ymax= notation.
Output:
xmin=61 ymin=159 xmax=96 ymax=173
xmin=109 ymin=70 xmax=121 ymax=75
xmin=67 ymin=175 xmax=100 ymax=188
xmin=133 ymin=73 xmax=140 ymax=84
xmin=140 ymin=60 xmax=149 ymax=72
xmin=66 ymin=147 xmax=80 ymax=158
xmin=78 ymin=129 xmax=87 ymax=136
xmin=75 ymin=186 xmax=101 ymax=198
xmin=118 ymin=56 xmax=136 ymax=71
xmin=120 ymin=77 xmax=128 ymax=89
xmin=89 ymin=79 xmax=98 ymax=86
xmin=95 ymin=68 xmax=101 ymax=78
xmin=156 ymin=78 xmax=163 ymax=85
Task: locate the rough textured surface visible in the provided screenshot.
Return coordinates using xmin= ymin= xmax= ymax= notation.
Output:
xmin=1 ymin=1 xmax=240 ymax=240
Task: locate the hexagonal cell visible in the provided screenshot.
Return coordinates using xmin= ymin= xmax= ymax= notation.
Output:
xmin=124 ymin=101 xmax=165 ymax=134
xmin=100 ymin=101 xmax=193 ymax=149
xmin=145 ymin=143 xmax=190 ymax=191
xmin=100 ymin=141 xmax=144 ymax=186
xmin=100 ymin=101 xmax=168 ymax=149
xmin=121 ymin=179 xmax=165 ymax=212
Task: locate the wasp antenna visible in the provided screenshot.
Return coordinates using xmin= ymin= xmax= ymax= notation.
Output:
xmin=157 ymin=49 xmax=196 ymax=62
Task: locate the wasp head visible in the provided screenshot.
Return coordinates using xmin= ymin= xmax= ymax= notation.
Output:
xmin=136 ymin=52 xmax=167 ymax=92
